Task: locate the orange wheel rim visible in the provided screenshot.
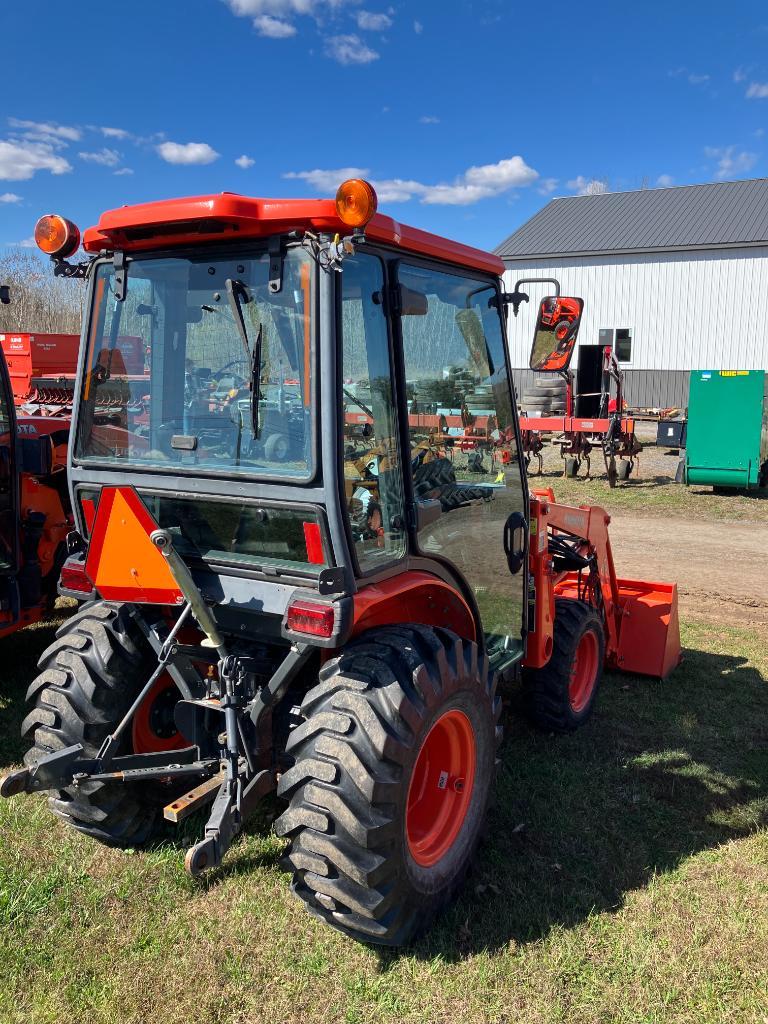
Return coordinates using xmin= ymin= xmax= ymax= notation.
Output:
xmin=569 ymin=631 xmax=599 ymax=713
xmin=131 ymin=674 xmax=187 ymax=754
xmin=406 ymin=709 xmax=476 ymax=867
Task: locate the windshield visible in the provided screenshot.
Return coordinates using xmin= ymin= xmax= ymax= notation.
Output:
xmin=76 ymin=247 xmax=314 ymax=478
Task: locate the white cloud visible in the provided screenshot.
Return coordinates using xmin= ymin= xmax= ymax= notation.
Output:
xmin=235 ymin=154 xmax=255 ymax=168
xmin=114 ymin=167 xmax=134 ymax=176
xmin=79 ymin=147 xmax=121 ymax=167
xmin=100 ymin=126 xmax=130 ymax=139
xmin=285 ymin=166 xmax=369 ymax=192
xmin=746 ymin=81 xmax=768 ymax=98
xmin=0 ymin=140 xmax=72 ymax=180
xmin=355 ymin=11 xmax=392 ymax=30
xmin=157 ymin=141 xmax=220 ymax=165
xmin=0 ymin=192 xmax=22 ymax=203
xmin=413 ymin=20 xmax=423 ymax=33
xmin=419 ymin=115 xmax=440 ymax=124
xmin=656 ymin=174 xmax=674 ymax=187
xmin=734 ymin=67 xmax=747 ymax=83
xmin=225 ymin=0 xmax=355 ymax=38
xmin=16 ymin=237 xmax=37 ymax=248
xmin=225 ymin=0 xmax=349 ymax=13
xmin=705 ymin=145 xmax=757 ymax=179
xmin=537 ymin=177 xmax=558 ymax=195
xmin=688 ymin=73 xmax=709 ymax=85
xmin=324 ymin=33 xmax=379 ymax=64
xmin=8 ymin=117 xmax=81 ymax=144
xmin=285 ymin=154 xmax=539 ymax=206
xmin=254 ymin=14 xmax=297 ymax=36
xmin=568 ymin=175 xmax=608 ymax=196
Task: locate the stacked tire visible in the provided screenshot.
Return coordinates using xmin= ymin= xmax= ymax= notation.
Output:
xmin=521 ymin=376 xmax=567 ymax=415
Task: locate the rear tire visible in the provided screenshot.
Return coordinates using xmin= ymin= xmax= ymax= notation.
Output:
xmin=22 ymin=602 xmax=183 ymax=846
xmin=276 ymin=625 xmax=501 ymax=946
xmin=524 ymin=599 xmax=605 ymax=733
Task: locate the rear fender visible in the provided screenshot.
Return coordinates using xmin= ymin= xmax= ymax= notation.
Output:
xmin=351 ymin=572 xmax=477 ymax=644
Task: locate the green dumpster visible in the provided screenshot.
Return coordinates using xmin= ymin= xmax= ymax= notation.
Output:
xmin=684 ymin=369 xmax=768 ymax=490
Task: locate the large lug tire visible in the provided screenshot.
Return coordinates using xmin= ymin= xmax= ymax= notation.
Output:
xmin=275 ymin=625 xmax=501 ymax=946
xmin=534 ymin=376 xmax=566 ymax=390
xmin=22 ymin=601 xmax=184 ymax=846
xmin=523 ymin=598 xmax=605 ymax=733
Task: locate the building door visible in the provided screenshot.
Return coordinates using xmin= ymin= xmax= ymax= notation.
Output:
xmin=396 ymin=261 xmax=528 ymax=669
xmin=0 ymin=350 xmax=19 ymax=630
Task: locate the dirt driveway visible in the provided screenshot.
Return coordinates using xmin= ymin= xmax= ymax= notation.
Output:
xmin=608 ymin=514 xmax=768 ymax=631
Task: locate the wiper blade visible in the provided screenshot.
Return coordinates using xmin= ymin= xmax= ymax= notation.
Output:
xmin=225 ymin=278 xmax=252 ymax=363
xmin=250 ymin=322 xmax=263 ymax=439
xmin=225 ymin=278 xmax=262 ymax=439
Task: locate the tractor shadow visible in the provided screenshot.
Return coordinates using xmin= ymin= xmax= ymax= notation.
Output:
xmin=388 ymin=643 xmax=768 ymax=963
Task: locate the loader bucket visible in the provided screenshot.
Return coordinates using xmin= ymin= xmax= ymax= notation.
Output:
xmin=614 ymin=579 xmax=681 ymax=679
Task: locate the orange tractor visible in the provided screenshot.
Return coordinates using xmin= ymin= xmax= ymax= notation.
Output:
xmin=2 ymin=187 xmax=679 ymax=946
xmin=0 ymin=295 xmax=74 ymax=638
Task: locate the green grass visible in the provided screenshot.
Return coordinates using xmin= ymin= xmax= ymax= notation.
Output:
xmin=0 ymin=616 xmax=766 ymax=1023
xmin=530 ymin=468 xmax=768 ymax=522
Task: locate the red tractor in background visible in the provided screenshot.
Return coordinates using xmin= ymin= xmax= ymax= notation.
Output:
xmin=537 ymin=295 xmax=582 ymax=344
xmin=0 ymin=294 xmax=75 ymax=638
xmin=2 ymin=189 xmax=679 ymax=946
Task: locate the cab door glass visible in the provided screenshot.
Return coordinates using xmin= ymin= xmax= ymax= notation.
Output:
xmin=397 ymin=263 xmax=527 ymax=661
xmin=341 ymin=254 xmax=406 ymax=571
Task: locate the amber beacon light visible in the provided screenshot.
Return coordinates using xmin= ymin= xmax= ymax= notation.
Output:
xmin=34 ymin=214 xmax=81 ymax=259
xmin=335 ymin=178 xmax=378 ymax=229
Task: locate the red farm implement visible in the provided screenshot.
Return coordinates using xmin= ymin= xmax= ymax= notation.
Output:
xmin=0 ymin=323 xmax=78 ymax=637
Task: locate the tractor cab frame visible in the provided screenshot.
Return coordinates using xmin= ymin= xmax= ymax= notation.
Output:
xmin=2 ymin=186 xmax=680 ymax=947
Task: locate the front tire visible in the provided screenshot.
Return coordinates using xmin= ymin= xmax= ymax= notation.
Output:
xmin=524 ymin=598 xmax=605 ymax=733
xmin=275 ymin=626 xmax=501 ymax=946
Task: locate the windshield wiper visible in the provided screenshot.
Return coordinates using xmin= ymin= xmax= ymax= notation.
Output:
xmin=225 ymin=279 xmax=262 ymax=439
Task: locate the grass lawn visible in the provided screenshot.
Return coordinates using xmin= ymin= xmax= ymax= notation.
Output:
xmin=530 ymin=469 xmax=768 ymax=523
xmin=0 ymin=614 xmax=766 ymax=1024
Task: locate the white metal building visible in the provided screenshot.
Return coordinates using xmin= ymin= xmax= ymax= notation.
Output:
xmin=495 ymin=178 xmax=768 ymax=408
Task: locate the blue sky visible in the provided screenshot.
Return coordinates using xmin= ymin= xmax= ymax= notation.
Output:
xmin=2 ymin=0 xmax=768 ymax=253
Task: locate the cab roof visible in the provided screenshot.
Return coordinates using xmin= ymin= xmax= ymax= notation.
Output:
xmin=82 ymin=192 xmax=505 ymax=277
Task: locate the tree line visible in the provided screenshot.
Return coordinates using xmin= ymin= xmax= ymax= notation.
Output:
xmin=0 ymin=249 xmax=83 ymax=335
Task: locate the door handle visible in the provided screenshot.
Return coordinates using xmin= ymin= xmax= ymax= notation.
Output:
xmin=503 ymin=510 xmax=527 ymax=574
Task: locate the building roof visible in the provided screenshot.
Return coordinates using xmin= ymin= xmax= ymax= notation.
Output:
xmin=495 ymin=178 xmax=768 ymax=261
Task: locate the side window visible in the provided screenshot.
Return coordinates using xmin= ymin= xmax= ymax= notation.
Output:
xmin=615 ymin=328 xmax=633 ymax=362
xmin=398 ymin=262 xmax=527 ymax=661
xmin=341 ymin=255 xmax=406 ymax=571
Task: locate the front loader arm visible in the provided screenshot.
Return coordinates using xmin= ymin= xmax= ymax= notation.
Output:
xmin=525 ymin=487 xmax=681 ymax=680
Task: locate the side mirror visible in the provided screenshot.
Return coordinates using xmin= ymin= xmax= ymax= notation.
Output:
xmin=529 ymin=296 xmax=584 ymax=372
xmin=398 ymin=285 xmax=429 ymax=317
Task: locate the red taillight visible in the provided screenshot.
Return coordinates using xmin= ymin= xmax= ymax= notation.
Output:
xmin=286 ymin=600 xmax=335 ymax=638
xmin=303 ymin=521 xmax=324 ymax=566
xmin=60 ymin=558 xmax=94 ymax=595
xmin=81 ymin=497 xmax=97 ymax=534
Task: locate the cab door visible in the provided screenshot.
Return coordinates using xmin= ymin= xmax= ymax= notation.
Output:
xmin=395 ymin=261 xmax=528 ymax=670
xmin=0 ymin=349 xmax=20 ymax=630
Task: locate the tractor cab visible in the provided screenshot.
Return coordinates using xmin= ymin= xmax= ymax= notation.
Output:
xmin=49 ymin=184 xmax=530 ymax=671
